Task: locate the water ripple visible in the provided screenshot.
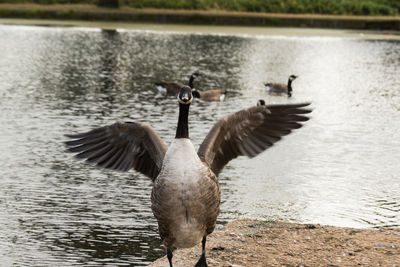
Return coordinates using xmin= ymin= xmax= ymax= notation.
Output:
xmin=0 ymin=24 xmax=399 ymax=265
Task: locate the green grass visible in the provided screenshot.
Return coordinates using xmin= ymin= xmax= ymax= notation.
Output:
xmin=0 ymin=0 xmax=399 ymax=15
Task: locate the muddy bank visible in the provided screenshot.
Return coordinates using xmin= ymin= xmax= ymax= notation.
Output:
xmin=0 ymin=4 xmax=400 ymax=30
xmin=149 ymin=219 xmax=400 ymax=267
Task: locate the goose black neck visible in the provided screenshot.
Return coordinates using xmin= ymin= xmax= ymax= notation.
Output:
xmin=287 ymin=79 xmax=293 ymax=93
xmin=175 ymin=103 xmax=190 ymax=139
xmin=188 ymin=75 xmax=195 ymax=89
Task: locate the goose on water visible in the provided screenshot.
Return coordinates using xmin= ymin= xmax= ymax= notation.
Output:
xmin=65 ymin=86 xmax=311 ymax=266
xmin=191 ymin=89 xmax=226 ymax=102
xmin=265 ymin=75 xmax=298 ymax=97
xmin=155 ymin=72 xmax=200 ymax=95
xmin=186 ymin=73 xmax=226 ymax=102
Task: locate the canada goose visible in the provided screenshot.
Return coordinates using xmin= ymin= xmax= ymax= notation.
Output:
xmin=155 ymin=72 xmax=200 ymax=95
xmin=186 ymin=73 xmax=226 ymax=102
xmin=191 ymin=89 xmax=226 ymax=102
xmin=265 ymin=75 xmax=298 ymax=97
xmin=65 ymin=86 xmax=311 ymax=266
xmin=257 ymin=99 xmax=265 ymax=106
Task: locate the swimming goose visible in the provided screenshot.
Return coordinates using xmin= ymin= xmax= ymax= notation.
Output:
xmin=155 ymin=72 xmax=200 ymax=95
xmin=191 ymin=89 xmax=227 ymax=102
xmin=65 ymin=86 xmax=311 ymax=266
xmin=186 ymin=73 xmax=226 ymax=102
xmin=265 ymin=75 xmax=298 ymax=97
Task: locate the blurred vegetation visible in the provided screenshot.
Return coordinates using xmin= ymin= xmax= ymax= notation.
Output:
xmin=98 ymin=0 xmax=118 ymax=8
xmin=0 ymin=0 xmax=399 ymax=15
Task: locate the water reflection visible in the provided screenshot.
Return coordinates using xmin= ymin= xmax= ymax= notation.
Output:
xmin=0 ymin=25 xmax=399 ymax=266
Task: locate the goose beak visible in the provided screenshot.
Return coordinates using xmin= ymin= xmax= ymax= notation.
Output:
xmin=178 ymin=86 xmax=193 ymax=104
xmin=181 ymin=94 xmax=189 ymax=102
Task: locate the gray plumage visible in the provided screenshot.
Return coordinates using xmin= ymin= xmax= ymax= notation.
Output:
xmin=198 ymin=102 xmax=310 ymax=177
xmin=65 ymin=87 xmax=311 ymax=266
xmin=151 ymin=138 xmax=220 ymax=250
xmin=65 ymin=122 xmax=167 ymax=181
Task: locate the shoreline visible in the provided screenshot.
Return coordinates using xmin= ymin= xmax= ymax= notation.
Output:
xmin=1 ymin=18 xmax=400 ymax=41
xmin=149 ymin=219 xmax=400 ymax=266
xmin=0 ymin=4 xmax=400 ymax=31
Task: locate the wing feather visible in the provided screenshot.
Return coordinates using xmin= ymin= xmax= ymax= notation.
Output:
xmin=65 ymin=122 xmax=168 ymax=181
xmin=101 ymin=146 xmax=125 ymax=169
xmin=198 ymin=103 xmax=312 ymax=176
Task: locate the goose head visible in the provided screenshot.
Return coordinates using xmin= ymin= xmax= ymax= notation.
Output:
xmin=257 ymin=99 xmax=265 ymax=106
xmin=191 ymin=71 xmax=200 ymax=79
xmin=289 ymin=75 xmax=298 ymax=82
xmin=178 ymin=86 xmax=194 ymax=104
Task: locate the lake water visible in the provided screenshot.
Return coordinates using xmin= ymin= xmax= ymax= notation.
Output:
xmin=0 ymin=23 xmax=399 ymax=266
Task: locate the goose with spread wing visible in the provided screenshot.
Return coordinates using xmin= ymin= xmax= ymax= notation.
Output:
xmin=65 ymin=86 xmax=311 ymax=267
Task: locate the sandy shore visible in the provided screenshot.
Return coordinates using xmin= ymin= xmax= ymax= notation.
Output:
xmin=149 ymin=219 xmax=400 ymax=267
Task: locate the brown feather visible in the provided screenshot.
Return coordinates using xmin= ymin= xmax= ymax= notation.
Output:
xmin=266 ymin=83 xmax=289 ymax=93
xmin=197 ymin=103 xmax=312 ymax=176
xmin=198 ymin=89 xmax=226 ymax=102
xmin=65 ymin=122 xmax=168 ymax=181
xmin=155 ymin=81 xmax=183 ymax=95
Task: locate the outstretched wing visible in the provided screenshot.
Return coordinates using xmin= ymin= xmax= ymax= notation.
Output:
xmin=197 ymin=103 xmax=311 ymax=176
xmin=65 ymin=122 xmax=168 ymax=181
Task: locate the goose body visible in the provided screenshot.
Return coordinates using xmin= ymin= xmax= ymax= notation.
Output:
xmin=152 ymin=138 xmax=220 ymax=249
xmin=155 ymin=81 xmax=183 ymax=95
xmin=187 ymin=73 xmax=226 ymax=102
xmin=265 ymin=75 xmax=298 ymax=97
xmin=192 ymin=89 xmax=226 ymax=102
xmin=156 ymin=72 xmax=199 ymax=95
xmin=265 ymin=82 xmax=289 ymax=93
xmin=65 ymin=85 xmax=311 ymax=266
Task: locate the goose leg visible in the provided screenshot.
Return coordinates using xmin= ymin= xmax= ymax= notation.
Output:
xmin=194 ymin=236 xmax=208 ymax=267
xmin=167 ymin=249 xmax=173 ymax=267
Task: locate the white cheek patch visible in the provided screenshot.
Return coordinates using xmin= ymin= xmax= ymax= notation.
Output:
xmin=178 ymin=96 xmax=193 ymax=104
